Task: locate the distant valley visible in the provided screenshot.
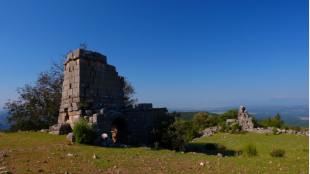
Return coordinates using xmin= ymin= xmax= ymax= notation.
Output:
xmin=169 ymin=105 xmax=309 ymax=127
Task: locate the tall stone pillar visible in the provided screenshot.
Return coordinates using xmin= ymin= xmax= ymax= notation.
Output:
xmin=53 ymin=49 xmax=126 ymax=133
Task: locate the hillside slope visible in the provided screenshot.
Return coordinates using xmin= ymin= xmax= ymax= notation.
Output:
xmin=0 ymin=132 xmax=308 ymax=173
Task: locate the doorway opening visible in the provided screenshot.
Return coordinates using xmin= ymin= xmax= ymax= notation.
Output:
xmin=111 ymin=117 xmax=128 ymax=144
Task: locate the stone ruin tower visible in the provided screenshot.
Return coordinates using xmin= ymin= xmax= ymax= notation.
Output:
xmin=238 ymin=106 xmax=254 ymax=132
xmin=50 ymin=49 xmax=167 ymax=144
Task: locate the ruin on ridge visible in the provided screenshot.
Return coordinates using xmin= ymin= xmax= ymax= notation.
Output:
xmin=49 ymin=49 xmax=167 ymax=144
xmin=226 ymin=106 xmax=254 ymax=132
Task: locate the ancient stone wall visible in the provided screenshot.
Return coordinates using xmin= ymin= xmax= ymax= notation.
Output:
xmin=237 ymin=106 xmax=254 ymax=132
xmin=50 ymin=49 xmax=167 ymax=144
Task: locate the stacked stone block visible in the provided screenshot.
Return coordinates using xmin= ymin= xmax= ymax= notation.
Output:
xmin=237 ymin=106 xmax=254 ymax=131
xmin=50 ymin=49 xmax=167 ymax=145
xmin=58 ymin=49 xmax=126 ymax=128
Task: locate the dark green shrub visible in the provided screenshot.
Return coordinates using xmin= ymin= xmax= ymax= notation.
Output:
xmin=231 ymin=123 xmax=240 ymax=131
xmin=280 ymin=125 xmax=289 ymax=130
xmin=218 ymin=144 xmax=226 ymax=150
xmin=225 ymin=126 xmax=230 ymax=132
xmin=243 ymin=142 xmax=258 ymax=157
xmin=73 ymin=118 xmax=98 ymax=144
xmin=182 ymin=120 xmax=199 ymax=141
xmin=152 ymin=111 xmax=188 ymax=151
xmin=205 ymin=143 xmax=217 ymax=150
xmin=154 ymin=142 xmax=159 ymax=150
xmin=270 ymin=148 xmax=285 ymax=157
xmin=273 ymin=127 xmax=277 ymax=135
xmin=230 ymin=129 xmax=235 ymax=134
xmin=160 ymin=122 xmax=188 ymax=151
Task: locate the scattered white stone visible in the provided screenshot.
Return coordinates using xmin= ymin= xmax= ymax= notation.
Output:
xmin=206 ymin=161 xmax=211 ymax=164
xmin=67 ymin=154 xmax=74 ymax=157
xmin=0 ymin=171 xmax=8 ymax=174
xmin=269 ymin=161 xmax=272 ymax=164
xmin=93 ymin=155 xmax=98 ymax=159
xmin=102 ymin=133 xmax=108 ymax=139
xmin=200 ymin=162 xmax=204 ymax=166
xmin=0 ymin=167 xmax=6 ymax=170
xmin=217 ymin=153 xmax=223 ymax=157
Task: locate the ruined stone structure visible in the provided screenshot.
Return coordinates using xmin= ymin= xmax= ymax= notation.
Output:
xmin=50 ymin=49 xmax=166 ymax=144
xmin=225 ymin=106 xmax=254 ymax=132
xmin=237 ymin=106 xmax=254 ymax=132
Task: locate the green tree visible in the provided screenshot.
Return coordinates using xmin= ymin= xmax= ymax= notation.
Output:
xmin=260 ymin=117 xmax=272 ymax=128
xmin=181 ymin=120 xmax=199 ymax=141
xmin=280 ymin=125 xmax=289 ymax=130
xmin=193 ymin=111 xmax=216 ymax=131
xmin=4 ymin=62 xmax=63 ymax=132
xmin=124 ymin=77 xmax=138 ymax=107
xmin=152 ymin=111 xmax=187 ymax=151
xmin=217 ymin=109 xmax=238 ymax=125
xmin=270 ymin=113 xmax=284 ymax=128
xmin=260 ymin=113 xmax=284 ymax=128
xmin=250 ymin=115 xmax=261 ymax=128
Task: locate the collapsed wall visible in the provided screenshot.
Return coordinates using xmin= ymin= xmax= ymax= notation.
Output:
xmin=49 ymin=49 xmax=166 ymax=144
xmin=237 ymin=106 xmax=254 ymax=132
xmin=226 ymin=106 xmax=254 ymax=132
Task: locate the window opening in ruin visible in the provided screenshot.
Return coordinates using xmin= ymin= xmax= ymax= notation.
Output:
xmin=111 ymin=117 xmax=128 ymax=144
xmin=64 ymin=108 xmax=69 ymax=123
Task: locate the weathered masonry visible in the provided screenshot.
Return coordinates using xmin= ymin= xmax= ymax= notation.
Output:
xmin=50 ymin=49 xmax=167 ymax=144
xmin=226 ymin=106 xmax=254 ymax=132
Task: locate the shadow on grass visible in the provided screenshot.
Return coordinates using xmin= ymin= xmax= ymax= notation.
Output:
xmin=187 ymin=142 xmax=237 ymax=157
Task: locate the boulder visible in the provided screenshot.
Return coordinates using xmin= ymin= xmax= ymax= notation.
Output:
xmin=50 ymin=123 xmax=72 ymax=135
xmin=67 ymin=133 xmax=75 ymax=142
xmin=102 ymin=133 xmax=108 ymax=139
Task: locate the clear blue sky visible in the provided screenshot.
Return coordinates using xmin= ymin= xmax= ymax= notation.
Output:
xmin=0 ymin=0 xmax=308 ymax=109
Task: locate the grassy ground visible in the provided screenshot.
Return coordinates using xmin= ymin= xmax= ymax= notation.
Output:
xmin=0 ymin=132 xmax=308 ymax=173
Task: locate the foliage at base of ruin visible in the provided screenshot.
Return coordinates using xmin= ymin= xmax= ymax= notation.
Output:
xmin=73 ymin=118 xmax=98 ymax=144
xmin=152 ymin=111 xmax=188 ymax=151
